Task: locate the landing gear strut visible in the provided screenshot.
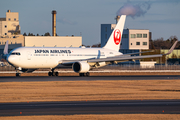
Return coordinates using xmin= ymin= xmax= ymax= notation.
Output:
xmin=79 ymin=72 xmax=90 ymax=77
xmin=15 ymin=68 xmax=21 ymax=77
xmin=48 ymin=69 xmax=58 ymax=76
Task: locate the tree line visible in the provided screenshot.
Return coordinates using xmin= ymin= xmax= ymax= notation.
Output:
xmin=149 ymin=36 xmax=179 ymax=49
xmin=23 ymin=32 xmax=179 ymax=49
xmin=142 ymin=36 xmax=179 ymax=63
xmin=23 ymin=32 xmax=55 ymax=36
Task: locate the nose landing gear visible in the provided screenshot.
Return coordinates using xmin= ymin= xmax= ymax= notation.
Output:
xmin=15 ymin=67 xmax=21 ymax=77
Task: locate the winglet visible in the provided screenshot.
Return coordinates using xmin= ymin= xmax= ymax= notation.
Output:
xmin=3 ymin=40 xmax=9 ymax=55
xmin=164 ymin=41 xmax=178 ymax=55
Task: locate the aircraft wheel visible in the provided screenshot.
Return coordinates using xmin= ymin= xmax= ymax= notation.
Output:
xmin=48 ymin=72 xmax=52 ymax=76
xmin=55 ymin=72 xmax=58 ymax=76
xmin=85 ymin=72 xmax=90 ymax=77
xmin=16 ymin=73 xmax=21 ymax=77
xmin=79 ymin=73 xmax=84 ymax=76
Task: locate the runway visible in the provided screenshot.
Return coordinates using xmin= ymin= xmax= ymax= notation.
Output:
xmin=0 ymin=100 xmax=180 ymax=116
xmin=0 ymin=75 xmax=180 ymax=82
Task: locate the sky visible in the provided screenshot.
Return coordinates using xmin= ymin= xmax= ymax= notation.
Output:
xmin=0 ymin=0 xmax=180 ymax=46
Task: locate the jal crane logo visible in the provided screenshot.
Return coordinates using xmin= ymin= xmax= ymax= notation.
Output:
xmin=113 ymin=29 xmax=121 ymax=45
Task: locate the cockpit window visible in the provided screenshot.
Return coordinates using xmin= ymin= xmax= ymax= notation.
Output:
xmin=11 ymin=52 xmax=21 ymax=55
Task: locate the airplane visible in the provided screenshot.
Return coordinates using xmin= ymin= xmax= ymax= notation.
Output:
xmin=2 ymin=15 xmax=178 ymax=77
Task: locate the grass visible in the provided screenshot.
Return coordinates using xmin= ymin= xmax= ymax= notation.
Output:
xmin=1 ymin=114 xmax=180 ymax=120
xmin=1 ymin=79 xmax=180 ymax=119
xmin=0 ymin=80 xmax=180 ymax=103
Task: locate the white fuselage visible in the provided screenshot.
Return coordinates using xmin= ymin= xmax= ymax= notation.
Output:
xmin=7 ymin=47 xmax=122 ymax=69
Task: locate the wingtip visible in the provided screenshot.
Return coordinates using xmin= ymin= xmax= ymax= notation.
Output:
xmin=3 ymin=40 xmax=9 ymax=55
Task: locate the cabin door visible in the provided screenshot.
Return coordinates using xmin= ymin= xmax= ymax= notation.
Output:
xmin=27 ymin=51 xmax=31 ymax=60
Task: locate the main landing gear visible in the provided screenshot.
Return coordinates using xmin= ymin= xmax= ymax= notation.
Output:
xmin=16 ymin=73 xmax=21 ymax=77
xmin=48 ymin=69 xmax=58 ymax=76
xmin=79 ymin=72 xmax=90 ymax=77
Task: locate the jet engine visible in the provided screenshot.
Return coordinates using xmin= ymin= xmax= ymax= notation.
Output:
xmin=72 ymin=61 xmax=90 ymax=73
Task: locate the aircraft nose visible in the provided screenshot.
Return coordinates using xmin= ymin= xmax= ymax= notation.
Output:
xmin=7 ymin=55 xmax=14 ymax=64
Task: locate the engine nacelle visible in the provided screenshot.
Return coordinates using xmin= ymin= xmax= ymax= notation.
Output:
xmin=97 ymin=62 xmax=106 ymax=68
xmin=72 ymin=61 xmax=90 ymax=73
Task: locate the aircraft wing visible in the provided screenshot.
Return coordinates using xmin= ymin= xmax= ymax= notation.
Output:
xmin=88 ymin=41 xmax=178 ymax=63
xmin=87 ymin=54 xmax=162 ymax=63
xmin=59 ymin=41 xmax=178 ymax=65
xmin=59 ymin=53 xmax=162 ymax=66
xmin=119 ymin=50 xmax=154 ymax=56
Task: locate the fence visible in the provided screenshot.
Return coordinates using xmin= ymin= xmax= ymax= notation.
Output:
xmin=101 ymin=64 xmax=180 ymax=70
xmin=0 ymin=65 xmax=15 ymax=71
xmin=1 ymin=64 xmax=180 ymax=71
